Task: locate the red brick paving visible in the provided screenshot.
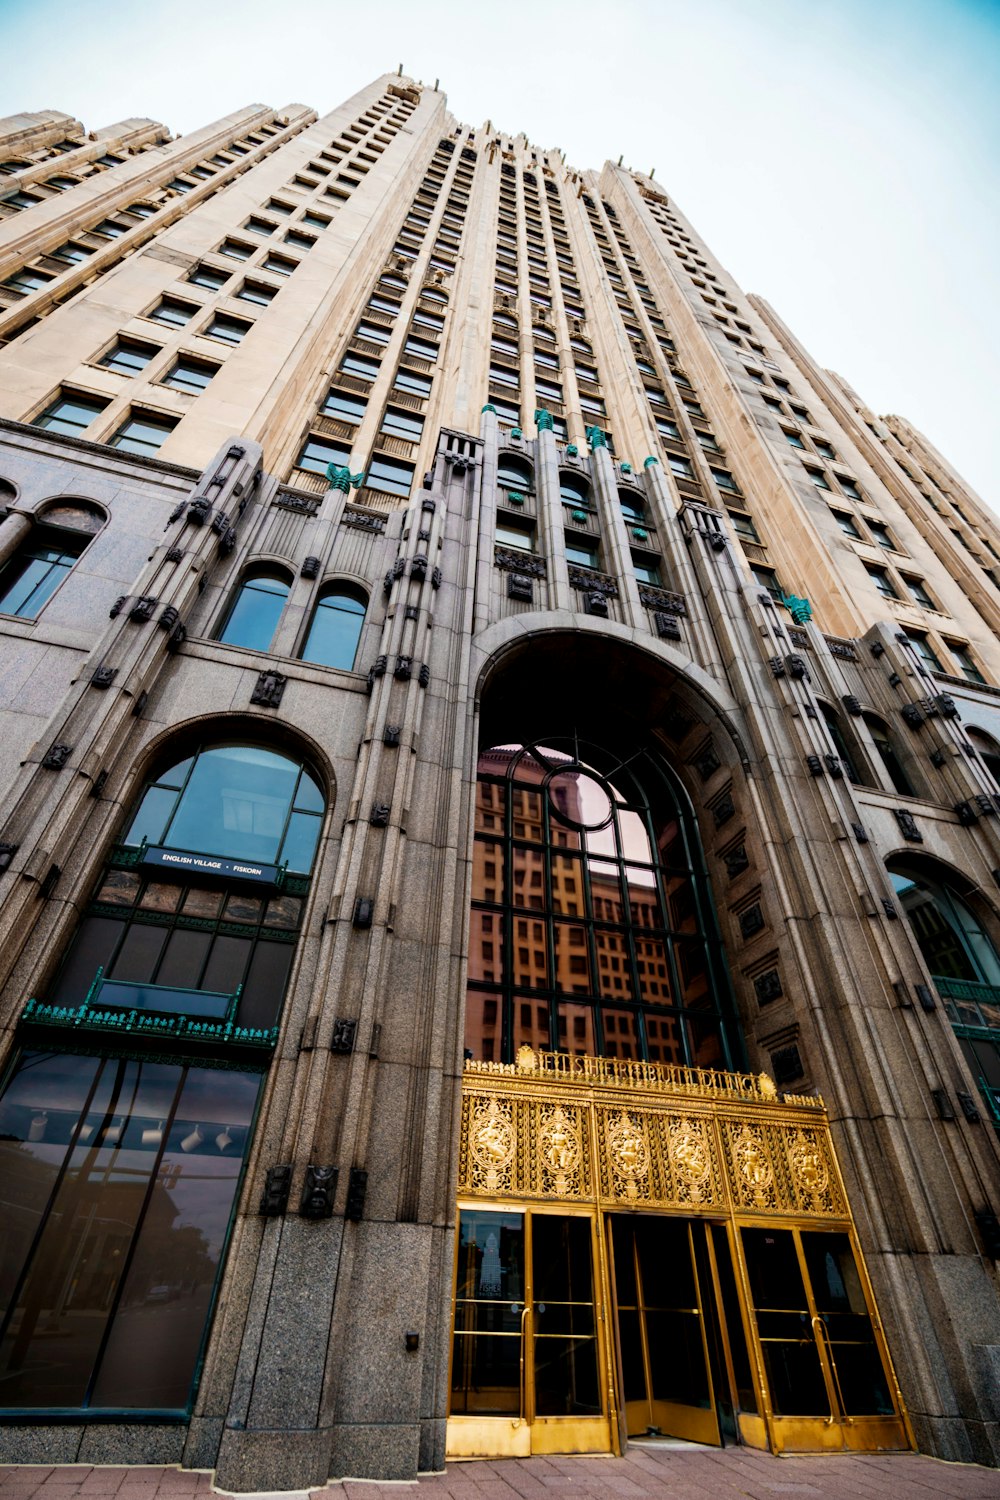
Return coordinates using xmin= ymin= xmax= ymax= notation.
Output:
xmin=2 ymin=1448 xmax=1000 ymax=1500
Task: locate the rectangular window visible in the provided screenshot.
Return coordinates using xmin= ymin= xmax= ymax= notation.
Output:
xmin=565 ymin=538 xmax=599 ymax=569
xmin=99 ymin=339 xmax=160 ymax=377
xmin=32 ymin=391 xmax=110 ymax=436
xmin=948 ymin=643 xmax=986 ymax=685
xmin=405 ymin=336 xmax=439 ymax=362
xmin=355 ymin=319 xmax=391 ymax=345
xmin=217 ymin=239 xmax=253 ymax=262
xmin=366 ymin=454 xmax=415 ymax=497
xmin=3 ymin=269 xmax=53 ymax=295
xmin=297 ymin=435 xmax=349 ymax=474
xmin=380 ymin=407 xmax=424 ymax=441
xmin=496 ymin=521 xmax=535 ymax=551
xmin=491 ymin=398 xmax=520 ymax=425
xmin=243 ymin=216 xmax=275 ymax=236
xmin=905 ymin=577 xmax=936 ymax=609
xmin=204 ymin=314 xmax=252 ymax=345
xmin=49 ymin=241 xmax=92 ymax=265
xmin=148 ymin=297 xmax=198 ymax=328
xmin=669 ymin=457 xmax=693 ymax=479
xmin=806 ymin=467 xmax=831 ymax=490
xmin=838 ymin=476 xmax=862 ymax=500
xmin=865 ymin=565 xmax=899 ymax=600
xmin=710 ymin=468 xmax=740 ymax=493
xmin=168 ymin=177 xmax=194 ymax=193
xmin=728 ymin=510 xmax=760 ymax=541
xmin=3 ymin=190 xmax=41 ymax=209
xmin=261 ymin=254 xmax=296 ymax=276
xmin=108 ymin=410 xmax=179 ymax=456
xmin=340 ymin=352 xmax=379 ymax=380
xmin=833 ymin=511 xmax=861 ymax=539
xmin=903 ymin=630 xmax=943 ymax=671
xmin=188 ymin=264 xmax=230 ymax=289
xmin=751 ymin=565 xmax=782 ymax=598
xmin=394 ymin=368 xmax=433 ymax=397
xmin=632 ymin=555 xmax=661 ymax=585
xmin=283 ymin=230 xmax=315 ymax=251
xmin=321 ymin=390 xmax=367 ymax=424
xmin=266 ymin=199 xmax=293 ymax=215
xmin=301 ymin=211 xmax=331 ymax=229
xmin=867 ymin=521 xmax=894 ymax=549
xmin=783 ymin=428 xmax=805 ymax=449
xmin=236 ymin=280 xmax=277 ymax=306
xmin=161 ymin=357 xmax=219 ymax=393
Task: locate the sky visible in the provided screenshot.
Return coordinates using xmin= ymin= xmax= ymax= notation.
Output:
xmin=1 ymin=0 xmax=997 ymax=507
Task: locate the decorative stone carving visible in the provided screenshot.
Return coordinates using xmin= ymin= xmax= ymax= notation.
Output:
xmin=91 ymin=666 xmax=117 ymax=690
xmin=369 ymin=803 xmax=390 ymax=827
xmin=724 ymin=845 xmax=749 ymax=879
xmin=418 ymin=663 xmax=430 ymax=688
xmin=260 ymin=1163 xmax=292 ymax=1217
xmin=842 ymin=694 xmax=863 ymax=716
xmin=394 ymin=655 xmax=412 ymax=681
xmin=739 ymin=904 xmax=764 ymax=938
xmin=345 ymin=1167 xmax=368 ymax=1221
xmin=384 ymin=725 xmax=401 ymax=748
xmin=300 ymin=1164 xmax=338 ymax=1219
xmin=508 ymin=573 xmax=533 ymax=602
xmin=251 ymin=671 xmax=287 ymax=708
xmin=301 ymin=556 xmax=321 ymax=579
xmin=129 ymin=596 xmax=158 ymax=622
xmin=894 ymin=808 xmax=923 ymax=842
xmin=901 ymin=703 xmax=923 ymax=729
xmin=331 ymin=1018 xmax=358 ymax=1054
xmin=654 ymin=611 xmax=681 ymax=640
xmin=496 ymin=548 xmax=545 ymax=576
xmin=42 ymin=743 xmax=72 ymax=770
xmin=754 ymin=970 xmax=783 ymax=1004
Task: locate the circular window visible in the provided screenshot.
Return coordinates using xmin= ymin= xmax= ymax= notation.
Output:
xmin=545 ymin=765 xmax=614 ymax=831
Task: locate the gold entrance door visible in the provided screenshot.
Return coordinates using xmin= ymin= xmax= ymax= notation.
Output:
xmin=610 ymin=1216 xmax=723 ymax=1445
xmin=740 ymin=1226 xmax=910 ymax=1452
xmin=448 ymin=1205 xmax=612 ymax=1458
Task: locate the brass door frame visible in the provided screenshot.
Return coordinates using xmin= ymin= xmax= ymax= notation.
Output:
xmin=448 ymin=1200 xmax=615 ymax=1458
xmin=449 ymin=1051 xmax=915 ymax=1459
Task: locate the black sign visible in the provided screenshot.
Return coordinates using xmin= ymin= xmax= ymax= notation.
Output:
xmin=142 ymin=845 xmax=280 ymax=886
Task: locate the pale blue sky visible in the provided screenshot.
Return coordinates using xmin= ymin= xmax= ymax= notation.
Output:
xmin=1 ymin=0 xmax=997 ymax=507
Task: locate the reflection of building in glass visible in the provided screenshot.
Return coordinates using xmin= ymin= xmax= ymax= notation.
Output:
xmin=0 ymin=71 xmax=997 ymax=1486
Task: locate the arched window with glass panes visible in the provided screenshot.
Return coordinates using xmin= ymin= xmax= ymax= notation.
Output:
xmin=466 ymin=736 xmax=744 ymax=1071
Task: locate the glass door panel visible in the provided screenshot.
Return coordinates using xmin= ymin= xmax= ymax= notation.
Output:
xmin=801 ymin=1231 xmax=893 ymax=1417
xmin=531 ymin=1214 xmax=601 ymax=1419
xmin=740 ymin=1227 xmax=831 ymax=1420
xmin=611 ymin=1217 xmax=721 ymax=1445
xmin=450 ymin=1209 xmax=525 ymax=1418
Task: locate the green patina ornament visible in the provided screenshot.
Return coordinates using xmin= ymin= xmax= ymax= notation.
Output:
xmin=571 ymin=509 xmax=588 ymax=523
xmin=643 ymin=456 xmax=659 ymax=468
xmin=326 ymin=463 xmax=366 ymax=493
xmin=534 ymin=408 xmax=555 ymax=431
xmin=586 ymin=425 xmax=607 ymax=449
xmin=508 ymin=491 xmax=525 ymax=506
xmin=781 ymin=591 xmax=813 ymax=624
xmin=482 ymin=403 xmax=497 ymax=414
xmin=510 ymin=427 xmax=523 ymax=439
xmin=565 ymin=443 xmax=579 ymax=457
xmin=632 ymin=527 xmax=648 ymax=541
xmin=620 ymin=462 xmax=633 ymax=475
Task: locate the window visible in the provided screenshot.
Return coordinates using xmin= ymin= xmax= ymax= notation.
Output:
xmin=498 ymin=457 xmax=533 ymax=490
xmin=867 ymin=522 xmax=894 ymax=549
xmin=403 ymin=335 xmax=439 ymax=362
xmin=237 ymin=279 xmax=277 ymax=306
xmin=49 ymin=241 xmax=92 ymax=265
xmin=380 ymin=407 xmax=424 ymax=442
xmin=819 ymin=703 xmax=864 ymax=785
xmin=321 ymin=390 xmax=367 ymax=424
xmin=355 ymin=319 xmax=391 ymax=345
xmin=296 ymin=435 xmax=349 ymax=475
xmin=261 ymin=254 xmax=296 ymax=276
xmin=496 ymin=520 xmax=535 ymax=551
xmin=394 ymin=368 xmax=432 ymax=397
xmin=833 ymin=511 xmax=861 ymax=539
xmin=467 ymin=737 xmax=743 ymax=1067
xmin=218 ymin=571 xmax=290 ymax=652
xmin=2 ymin=190 xmax=41 ymax=209
xmin=283 ymin=230 xmax=315 ymax=251
xmin=105 ymin=408 xmax=177 ymax=456
xmin=865 ymin=565 xmax=899 ymax=600
xmin=783 ymin=428 xmax=805 ymax=449
xmin=3 ymin=269 xmax=52 ymax=295
xmin=728 ymin=511 xmax=760 ymax=542
xmin=32 ymin=391 xmax=110 ymax=437
xmin=565 ymin=537 xmax=599 ymax=569
xmin=0 ymin=505 xmax=103 ymax=618
xmin=837 ymin=476 xmax=862 ymax=500
xmin=216 ymin=240 xmax=251 ymax=261
xmin=710 ymin=468 xmax=739 ymax=493
xmin=148 ymin=296 xmax=198 ymax=327
xmin=806 ymin=467 xmax=831 ymax=490
xmin=301 ymin=211 xmax=331 ymax=229
xmin=902 ymin=630 xmax=943 ymax=671
xmin=162 ymin=357 xmax=219 ymax=394
xmin=813 ymin=440 xmax=836 ymax=460
xmin=340 ymin=352 xmax=379 ymax=380
xmin=632 ymin=555 xmax=661 ymax=585
xmin=204 ymin=313 xmax=252 ymax=345
xmin=669 ymin=457 xmax=693 ymax=479
xmin=188 ymin=263 xmax=230 ymax=289
xmin=168 ymin=177 xmax=194 ymax=193
xmin=366 ymin=455 xmax=414 ymax=498
xmin=99 ymin=339 xmax=160 ymax=377
xmin=299 ymin=586 xmax=367 ymax=670
xmin=865 ymin=715 xmax=915 ymax=797
xmin=751 ymin=565 xmax=782 ymax=598
xmin=267 ymin=198 xmax=293 ymax=215
xmin=905 ymin=577 xmax=936 ymax=610
xmin=243 ymin=216 xmax=275 ymax=236
xmin=949 ymin=643 xmax=986 ymax=685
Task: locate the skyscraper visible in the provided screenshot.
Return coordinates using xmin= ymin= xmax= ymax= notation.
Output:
xmin=0 ymin=72 xmax=997 ymax=1490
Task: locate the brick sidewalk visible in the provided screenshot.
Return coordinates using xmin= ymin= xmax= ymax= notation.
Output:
xmin=2 ymin=1448 xmax=1000 ymax=1500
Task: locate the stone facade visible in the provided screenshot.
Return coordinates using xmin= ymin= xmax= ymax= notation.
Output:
xmin=0 ymin=73 xmax=997 ymax=1487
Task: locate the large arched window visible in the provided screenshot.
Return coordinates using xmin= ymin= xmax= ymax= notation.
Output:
xmin=299 ymin=584 xmax=366 ymax=670
xmin=818 ymin=702 xmax=867 ymax=786
xmin=0 ymin=501 xmax=105 ymax=619
xmin=559 ymin=472 xmax=591 ymax=509
xmin=0 ymin=739 xmax=327 ymax=1417
xmin=890 ymin=859 xmax=1000 ymax=1124
xmin=467 ymin=736 xmax=743 ymax=1071
xmin=497 ymin=455 xmax=533 ymax=491
xmin=217 ymin=568 xmax=291 ymax=652
xmin=864 ymin=713 xmax=915 ymax=797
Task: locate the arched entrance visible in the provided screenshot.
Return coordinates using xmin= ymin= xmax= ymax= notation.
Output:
xmin=447 ymin=633 xmax=913 ymax=1459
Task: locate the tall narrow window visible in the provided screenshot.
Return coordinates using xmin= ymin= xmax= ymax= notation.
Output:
xmin=299 ymin=586 xmax=366 ymax=670
xmin=0 ymin=503 xmax=104 ymax=619
xmin=217 ymin=571 xmax=290 ymax=652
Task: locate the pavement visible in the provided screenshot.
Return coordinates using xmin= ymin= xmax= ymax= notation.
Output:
xmin=2 ymin=1447 xmax=1000 ymax=1500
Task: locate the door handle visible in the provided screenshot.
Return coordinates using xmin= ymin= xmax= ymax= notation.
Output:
xmin=514 ymin=1303 xmax=531 ymax=1429
xmin=812 ymin=1314 xmax=850 ymax=1425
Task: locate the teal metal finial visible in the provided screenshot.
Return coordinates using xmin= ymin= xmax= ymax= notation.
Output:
xmin=643 ymin=456 xmax=659 ymax=468
xmin=620 ymin=462 xmax=632 ymax=476
xmin=534 ymin=408 xmax=555 ymax=431
xmin=326 ymin=463 xmax=365 ymax=493
xmin=482 ymin=403 xmax=497 ymax=414
xmin=585 ymin=425 xmax=607 ymax=449
xmin=510 ymin=426 xmax=523 ymax=439
xmin=780 ymin=591 xmax=813 ymax=624
xmin=565 ymin=443 xmax=579 ymax=457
